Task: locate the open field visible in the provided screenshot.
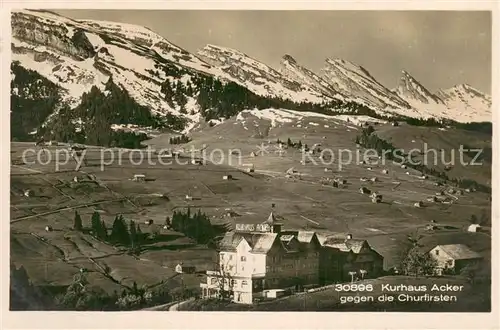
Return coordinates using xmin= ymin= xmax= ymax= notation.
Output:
xmin=10 ymin=115 xmax=491 ymax=300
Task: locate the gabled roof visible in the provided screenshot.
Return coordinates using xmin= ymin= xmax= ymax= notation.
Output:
xmin=323 ymin=237 xmax=367 ymax=253
xmin=281 ymin=230 xmax=316 ymax=244
xmin=218 ymin=231 xmax=278 ymax=254
xmin=435 ymin=244 xmax=482 ymax=260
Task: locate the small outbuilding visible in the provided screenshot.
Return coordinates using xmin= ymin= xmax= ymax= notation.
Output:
xmin=359 ymin=187 xmax=371 ymax=195
xmin=45 ymin=225 xmax=53 ymax=232
xmin=414 ymin=201 xmax=424 ymax=208
xmin=175 ymin=263 xmax=196 ymax=274
xmin=467 ymin=224 xmax=481 ymax=233
xmin=144 ymin=219 xmax=153 ymax=225
xmin=133 ymin=174 xmax=146 ymax=182
xmin=426 ymin=196 xmax=438 ymax=202
xmin=223 ymin=174 xmax=233 ymax=180
xmin=23 ymin=189 xmax=34 ymax=197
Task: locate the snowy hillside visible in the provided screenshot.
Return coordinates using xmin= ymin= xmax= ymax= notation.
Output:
xmin=235 ymin=108 xmax=386 ymax=131
xmin=11 ymin=9 xmax=203 ymax=122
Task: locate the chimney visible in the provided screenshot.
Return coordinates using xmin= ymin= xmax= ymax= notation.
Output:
xmin=346 ymin=234 xmax=353 ymax=240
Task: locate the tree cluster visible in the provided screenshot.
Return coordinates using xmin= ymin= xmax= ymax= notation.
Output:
xmin=170 ymin=208 xmax=229 ymax=245
xmin=169 ymin=134 xmax=191 ymax=145
xmin=74 ymin=211 xmax=144 ymax=254
xmin=400 ymin=234 xmax=437 ymax=277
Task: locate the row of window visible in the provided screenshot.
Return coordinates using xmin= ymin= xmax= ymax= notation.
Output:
xmin=209 ymin=277 xmax=250 ymax=288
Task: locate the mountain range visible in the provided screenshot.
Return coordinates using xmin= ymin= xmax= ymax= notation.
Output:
xmin=10 ymin=9 xmax=492 ymax=141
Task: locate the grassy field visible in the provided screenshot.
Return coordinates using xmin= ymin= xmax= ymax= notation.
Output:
xmin=10 ymin=114 xmax=492 ymax=305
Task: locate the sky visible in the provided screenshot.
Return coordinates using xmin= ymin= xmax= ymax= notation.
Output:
xmin=55 ymin=10 xmax=492 ymax=93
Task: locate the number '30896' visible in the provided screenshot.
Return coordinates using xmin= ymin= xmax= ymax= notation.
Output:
xmin=334 ymin=284 xmax=374 ymax=292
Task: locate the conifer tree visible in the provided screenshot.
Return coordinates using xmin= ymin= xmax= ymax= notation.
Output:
xmin=73 ymin=210 xmax=83 ymax=231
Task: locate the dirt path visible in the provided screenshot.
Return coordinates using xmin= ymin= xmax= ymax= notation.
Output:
xmin=10 ymin=198 xmax=126 ymax=223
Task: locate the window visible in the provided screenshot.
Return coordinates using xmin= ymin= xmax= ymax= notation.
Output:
xmin=241 ymin=256 xmax=247 ymax=262
xmin=229 ymin=255 xmax=233 ymax=260
xmin=210 ymin=278 xmax=217 ymax=285
xmin=242 ymin=280 xmax=248 ymax=286
xmin=435 ymin=250 xmax=439 ymax=256
xmin=230 ymin=279 xmax=235 ymax=286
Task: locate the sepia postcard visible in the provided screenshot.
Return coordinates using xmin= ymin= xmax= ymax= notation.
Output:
xmin=2 ymin=1 xmax=499 ymax=329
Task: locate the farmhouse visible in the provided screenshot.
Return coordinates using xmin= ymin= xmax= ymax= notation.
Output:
xmin=428 ymin=244 xmax=482 ymax=275
xmin=359 ymin=187 xmax=371 ymax=194
xmin=133 ymin=174 xmax=146 ymax=182
xmin=175 ymin=263 xmax=196 ymax=274
xmin=371 ymin=192 xmax=382 ymax=203
xmin=201 ymin=212 xmax=385 ymax=304
xmin=467 ymin=224 xmax=481 ymax=233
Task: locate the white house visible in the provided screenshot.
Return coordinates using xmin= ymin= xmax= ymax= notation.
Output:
xmin=200 ymin=212 xmax=321 ymax=304
xmin=429 ymin=244 xmax=482 ymax=275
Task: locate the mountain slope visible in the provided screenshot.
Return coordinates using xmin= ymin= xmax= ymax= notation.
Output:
xmin=279 ymin=54 xmax=343 ymax=100
xmin=436 ymin=84 xmax=492 ymax=123
xmin=396 ymin=70 xmax=445 ymax=106
xmin=320 ymin=58 xmax=425 ymax=117
xmin=197 ymin=44 xmax=330 ymax=103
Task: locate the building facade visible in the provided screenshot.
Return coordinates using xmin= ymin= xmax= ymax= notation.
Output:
xmin=429 ymin=244 xmax=482 ymax=275
xmin=200 ymin=213 xmax=322 ymax=304
xmin=201 ymin=213 xmax=385 ymax=304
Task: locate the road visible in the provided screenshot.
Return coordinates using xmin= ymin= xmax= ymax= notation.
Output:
xmin=169 ymin=298 xmax=196 ymax=311
xmin=139 ymin=298 xmax=195 ymax=311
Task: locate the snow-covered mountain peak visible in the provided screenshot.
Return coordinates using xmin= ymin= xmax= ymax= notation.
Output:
xmin=396 ymin=69 xmax=445 ymax=106
xmin=282 ymin=54 xmax=298 ymax=65
xmin=321 ymin=57 xmax=413 ymax=112
xmin=197 ymin=44 xmax=329 ymax=103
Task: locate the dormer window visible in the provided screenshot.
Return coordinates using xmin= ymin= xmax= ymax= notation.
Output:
xmin=435 ymin=250 xmax=439 ymax=255
xmin=241 ymin=256 xmax=247 ymax=262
